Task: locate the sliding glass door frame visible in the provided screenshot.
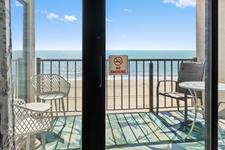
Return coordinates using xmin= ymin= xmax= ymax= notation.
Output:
xmin=205 ymin=0 xmax=219 ymax=149
xmin=81 ymin=0 xmax=219 ymax=149
xmin=82 ymin=0 xmax=106 ymax=149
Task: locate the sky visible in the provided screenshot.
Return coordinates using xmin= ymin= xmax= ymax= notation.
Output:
xmin=11 ymin=0 xmax=196 ymax=51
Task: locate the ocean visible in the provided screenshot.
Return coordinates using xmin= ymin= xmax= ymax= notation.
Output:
xmin=12 ymin=50 xmax=195 ymax=79
xmin=13 ymin=50 xmax=195 ymax=60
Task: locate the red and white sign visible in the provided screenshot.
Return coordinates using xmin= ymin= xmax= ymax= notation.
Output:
xmin=109 ymin=55 xmax=128 ymax=75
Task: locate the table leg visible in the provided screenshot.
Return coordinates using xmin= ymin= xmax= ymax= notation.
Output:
xmin=26 ymin=135 xmax=30 ymax=150
xmin=41 ymin=132 xmax=46 ymax=150
xmin=184 ymin=89 xmax=198 ymax=140
xmin=184 ymin=99 xmax=187 ymax=123
xmin=61 ymin=98 xmax=66 ymax=125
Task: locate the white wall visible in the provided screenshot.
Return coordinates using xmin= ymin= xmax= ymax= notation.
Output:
xmin=197 ymin=0 xmax=225 ymax=102
xmin=196 ymin=0 xmax=225 ymax=83
xmin=0 ymin=0 xmax=14 ymax=149
xmin=196 ymin=0 xmax=205 ymax=62
xmin=219 ymin=0 xmax=225 ymax=83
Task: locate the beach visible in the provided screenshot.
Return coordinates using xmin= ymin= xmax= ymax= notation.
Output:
xmin=50 ymin=77 xmax=194 ymax=114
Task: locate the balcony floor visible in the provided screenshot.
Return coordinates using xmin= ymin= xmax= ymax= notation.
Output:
xmin=35 ymin=111 xmax=225 ymax=150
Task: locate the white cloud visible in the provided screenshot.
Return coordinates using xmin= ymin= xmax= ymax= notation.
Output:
xmin=163 ymin=0 xmax=196 ymax=8
xmin=15 ymin=1 xmax=23 ymax=7
xmin=106 ymin=18 xmax=113 ymax=22
xmin=37 ymin=10 xmax=78 ymax=23
xmin=123 ymin=8 xmax=132 ymax=13
xmin=64 ymin=15 xmax=77 ymax=22
xmin=36 ymin=10 xmax=48 ymax=15
xmin=47 ymin=13 xmax=59 ymax=20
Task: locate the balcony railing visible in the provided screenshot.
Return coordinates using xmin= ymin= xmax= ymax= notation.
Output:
xmin=12 ymin=57 xmax=196 ymax=113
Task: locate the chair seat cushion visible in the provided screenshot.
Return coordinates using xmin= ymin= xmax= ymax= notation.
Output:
xmin=159 ymin=91 xmax=192 ymax=100
xmin=39 ymin=92 xmax=65 ymax=100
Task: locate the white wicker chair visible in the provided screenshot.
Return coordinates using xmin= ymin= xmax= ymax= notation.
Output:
xmin=14 ymin=99 xmax=52 ymax=150
xmin=31 ymin=74 xmax=71 ymax=123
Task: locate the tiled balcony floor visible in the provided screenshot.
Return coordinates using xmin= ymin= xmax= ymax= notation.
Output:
xmin=35 ymin=111 xmax=225 ymax=150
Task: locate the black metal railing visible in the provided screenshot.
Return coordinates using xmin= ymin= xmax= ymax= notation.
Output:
xmin=12 ymin=57 xmax=196 ymax=113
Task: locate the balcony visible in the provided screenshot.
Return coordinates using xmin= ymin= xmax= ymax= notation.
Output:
xmin=34 ymin=111 xmax=208 ymax=149
xmin=12 ymin=57 xmax=225 ymax=149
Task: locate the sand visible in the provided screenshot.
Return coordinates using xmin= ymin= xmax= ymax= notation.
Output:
xmin=49 ymin=77 xmax=195 ymax=114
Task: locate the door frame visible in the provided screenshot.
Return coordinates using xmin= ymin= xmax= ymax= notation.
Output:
xmin=205 ymin=0 xmax=219 ymax=149
xmin=81 ymin=0 xmax=219 ymax=149
xmin=82 ymin=0 xmax=106 ymax=149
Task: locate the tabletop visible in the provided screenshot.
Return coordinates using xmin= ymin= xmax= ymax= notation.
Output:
xmin=26 ymin=103 xmax=51 ymax=112
xmin=179 ymin=81 xmax=225 ymax=92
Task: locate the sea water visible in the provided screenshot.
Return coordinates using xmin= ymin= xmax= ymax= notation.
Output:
xmin=12 ymin=50 xmax=195 ymax=79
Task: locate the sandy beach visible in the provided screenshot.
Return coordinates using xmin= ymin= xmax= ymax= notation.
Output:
xmin=49 ymin=77 xmax=194 ymax=114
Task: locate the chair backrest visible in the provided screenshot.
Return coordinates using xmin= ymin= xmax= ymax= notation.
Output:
xmin=176 ymin=61 xmax=204 ymax=93
xmin=13 ymin=102 xmax=52 ymax=136
xmin=31 ymin=74 xmax=71 ymax=97
xmin=14 ymin=98 xmax=26 ymax=106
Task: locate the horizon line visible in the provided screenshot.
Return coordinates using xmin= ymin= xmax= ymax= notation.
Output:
xmin=13 ymin=49 xmax=196 ymax=51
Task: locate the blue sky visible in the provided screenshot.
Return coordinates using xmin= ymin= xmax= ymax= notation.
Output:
xmin=11 ymin=0 xmax=196 ymax=51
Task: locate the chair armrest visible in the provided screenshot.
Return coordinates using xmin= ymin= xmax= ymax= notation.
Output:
xmin=158 ymin=80 xmax=177 ymax=84
xmin=156 ymin=80 xmax=177 ymax=93
xmin=66 ymin=81 xmax=71 ymax=95
xmin=219 ymin=100 xmax=225 ymax=107
xmin=14 ymin=104 xmax=50 ymax=113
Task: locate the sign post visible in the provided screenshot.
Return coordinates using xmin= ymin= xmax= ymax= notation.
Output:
xmin=109 ymin=55 xmax=128 ymax=75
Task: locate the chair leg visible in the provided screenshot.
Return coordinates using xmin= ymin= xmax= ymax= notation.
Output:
xmin=54 ymin=99 xmax=58 ymax=116
xmin=41 ymin=132 xmax=46 ymax=150
xmin=50 ymin=111 xmax=54 ymax=130
xmin=61 ymin=98 xmax=66 ymax=125
xmin=200 ymin=97 xmax=203 ymax=106
xmin=26 ymin=134 xmax=30 ymax=150
xmin=49 ymin=100 xmax=54 ymax=129
xmin=50 ymin=100 xmax=53 ymax=114
xmin=156 ymin=94 xmax=159 ymax=115
xmin=176 ymin=100 xmax=180 ymax=111
xmin=219 ymin=124 xmax=225 ymax=143
xmin=184 ymin=99 xmax=187 ymax=122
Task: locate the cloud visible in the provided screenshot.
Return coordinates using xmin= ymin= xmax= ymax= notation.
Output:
xmin=15 ymin=1 xmax=23 ymax=7
xmin=47 ymin=13 xmax=59 ymax=20
xmin=123 ymin=8 xmax=132 ymax=13
xmin=37 ymin=10 xmax=78 ymax=23
xmin=106 ymin=18 xmax=113 ymax=22
xmin=64 ymin=15 xmax=78 ymax=22
xmin=162 ymin=0 xmax=196 ymax=8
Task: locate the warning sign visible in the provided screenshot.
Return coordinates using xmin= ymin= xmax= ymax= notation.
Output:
xmin=109 ymin=55 xmax=128 ymax=75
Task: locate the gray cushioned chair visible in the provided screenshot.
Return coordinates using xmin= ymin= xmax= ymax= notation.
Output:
xmin=156 ymin=61 xmax=204 ymax=122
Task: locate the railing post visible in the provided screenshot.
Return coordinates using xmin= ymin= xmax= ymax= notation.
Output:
xmin=193 ymin=57 xmax=198 ymax=62
xmin=149 ymin=62 xmax=153 ymax=112
xmin=36 ymin=58 xmax=41 ymax=102
xmin=18 ymin=58 xmax=26 ymax=100
xmin=36 ymin=57 xmax=41 ymax=74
